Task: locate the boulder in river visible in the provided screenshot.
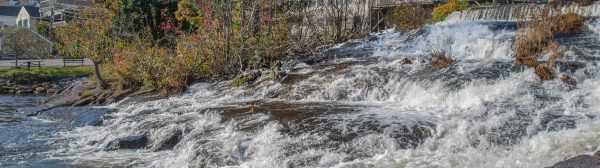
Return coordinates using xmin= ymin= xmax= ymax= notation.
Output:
xmin=107 ymin=135 xmax=148 ymax=150
xmin=154 ymin=132 xmax=183 ymax=151
xmin=28 ymin=107 xmax=113 ymax=127
xmin=15 ymin=88 xmax=33 ymax=95
xmin=35 ymin=87 xmax=46 ymax=94
xmin=549 ymin=155 xmax=600 ymax=168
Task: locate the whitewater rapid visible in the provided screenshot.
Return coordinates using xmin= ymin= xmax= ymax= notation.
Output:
xmin=48 ymin=18 xmax=600 ymax=167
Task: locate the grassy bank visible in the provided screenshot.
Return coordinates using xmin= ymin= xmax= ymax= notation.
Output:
xmin=0 ymin=67 xmax=93 ymax=78
xmin=0 ymin=67 xmax=93 ymax=84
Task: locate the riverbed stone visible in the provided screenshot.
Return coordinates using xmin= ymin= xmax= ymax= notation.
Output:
xmin=35 ymin=87 xmax=46 ymax=94
xmin=72 ymin=96 xmax=94 ymax=107
xmin=155 ymin=132 xmax=183 ymax=151
xmin=46 ymin=88 xmax=60 ymax=94
xmin=107 ymin=135 xmax=148 ymax=150
xmin=16 ymin=89 xmax=33 ymax=95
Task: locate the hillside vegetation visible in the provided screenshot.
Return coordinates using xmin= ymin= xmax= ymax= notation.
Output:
xmin=52 ymin=0 xmax=374 ymax=94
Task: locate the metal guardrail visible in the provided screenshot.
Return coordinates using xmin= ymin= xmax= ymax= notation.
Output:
xmin=373 ymin=0 xmax=547 ymax=7
xmin=374 ymin=0 xmax=440 ymax=6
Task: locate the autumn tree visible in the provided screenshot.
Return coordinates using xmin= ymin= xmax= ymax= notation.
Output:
xmin=54 ymin=6 xmax=115 ymax=88
xmin=50 ymin=0 xmax=377 ymax=93
xmin=104 ymin=0 xmax=179 ymax=42
xmin=35 ymin=21 xmax=54 ymax=40
xmin=174 ymin=0 xmax=292 ymax=76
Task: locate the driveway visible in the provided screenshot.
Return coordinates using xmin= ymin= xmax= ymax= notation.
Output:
xmin=0 ymin=59 xmax=94 ymax=67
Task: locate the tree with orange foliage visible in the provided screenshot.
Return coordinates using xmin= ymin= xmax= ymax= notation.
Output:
xmin=54 ymin=5 xmax=115 ymax=89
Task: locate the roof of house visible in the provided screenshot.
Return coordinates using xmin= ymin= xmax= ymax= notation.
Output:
xmin=23 ymin=6 xmax=40 ymax=18
xmin=0 ymin=6 xmax=21 ymax=17
xmin=0 ymin=26 xmax=53 ymax=45
xmin=0 ymin=6 xmax=40 ymax=18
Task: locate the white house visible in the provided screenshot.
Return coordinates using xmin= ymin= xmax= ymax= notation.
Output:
xmin=16 ymin=6 xmax=40 ymax=28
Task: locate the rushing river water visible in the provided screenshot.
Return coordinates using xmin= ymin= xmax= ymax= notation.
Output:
xmin=3 ymin=6 xmax=600 ymax=168
xmin=46 ymin=19 xmax=600 ymax=167
xmin=0 ymin=96 xmax=74 ymax=167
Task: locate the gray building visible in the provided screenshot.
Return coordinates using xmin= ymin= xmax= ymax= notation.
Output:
xmin=39 ymin=0 xmax=89 ymax=25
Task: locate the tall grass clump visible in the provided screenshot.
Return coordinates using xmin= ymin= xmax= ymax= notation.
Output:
xmin=514 ymin=10 xmax=585 ymax=80
xmin=429 ymin=51 xmax=454 ymax=70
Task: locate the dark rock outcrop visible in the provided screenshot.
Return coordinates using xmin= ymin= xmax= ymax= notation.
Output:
xmin=24 ymin=107 xmax=113 ymax=127
xmin=0 ymin=75 xmax=73 ymax=95
xmin=155 ymin=132 xmax=183 ymax=151
xmin=45 ymin=79 xmax=97 ymax=107
xmin=44 ymin=79 xmax=159 ymax=107
xmin=549 ymin=155 xmax=600 ymax=168
xmin=107 ymin=135 xmax=148 ymax=150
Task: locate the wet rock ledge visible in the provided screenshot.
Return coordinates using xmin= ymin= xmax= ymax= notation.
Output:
xmin=18 ymin=78 xmax=160 ymax=129
xmin=43 ymin=79 xmax=160 ymax=107
xmin=548 ymin=151 xmax=600 ymax=168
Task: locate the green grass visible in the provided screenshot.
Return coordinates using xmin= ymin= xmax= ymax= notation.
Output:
xmin=0 ymin=67 xmax=94 ymax=78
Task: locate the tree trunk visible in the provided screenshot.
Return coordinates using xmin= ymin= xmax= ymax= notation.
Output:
xmin=93 ymin=61 xmax=108 ymax=89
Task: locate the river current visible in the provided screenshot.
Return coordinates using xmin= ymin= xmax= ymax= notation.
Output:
xmin=2 ymin=7 xmax=600 ymax=168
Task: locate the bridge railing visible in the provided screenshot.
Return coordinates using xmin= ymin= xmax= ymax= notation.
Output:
xmin=373 ymin=0 xmax=439 ymax=7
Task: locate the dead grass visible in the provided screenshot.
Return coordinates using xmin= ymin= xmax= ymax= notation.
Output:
xmin=513 ymin=11 xmax=585 ymax=81
xmin=535 ymin=65 xmax=554 ymax=80
xmin=514 ymin=28 xmax=551 ymax=66
xmin=546 ymin=40 xmax=563 ymax=69
xmin=560 ymin=74 xmax=574 ymax=89
xmin=429 ymin=51 xmax=454 ymax=70
xmin=560 ymin=74 xmax=572 ymax=83
xmin=550 ymin=12 xmax=586 ymax=35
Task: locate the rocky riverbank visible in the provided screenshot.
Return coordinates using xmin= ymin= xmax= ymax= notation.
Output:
xmin=43 ymin=79 xmax=159 ymax=107
xmin=0 ymin=67 xmax=92 ymax=95
xmin=0 ymin=80 xmax=69 ymax=95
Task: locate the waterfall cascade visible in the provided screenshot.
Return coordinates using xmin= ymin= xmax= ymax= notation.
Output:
xmin=37 ymin=7 xmax=600 ymax=168
xmin=447 ymin=1 xmax=600 ymax=21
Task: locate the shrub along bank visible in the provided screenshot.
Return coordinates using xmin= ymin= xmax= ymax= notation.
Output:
xmin=514 ymin=11 xmax=585 ymax=80
xmin=52 ymin=0 xmax=374 ymax=95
